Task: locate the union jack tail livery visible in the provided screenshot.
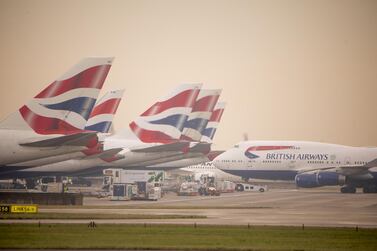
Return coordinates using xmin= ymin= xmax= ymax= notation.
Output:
xmin=180 ymin=89 xmax=222 ymax=142
xmin=85 ymin=89 xmax=124 ymax=133
xmin=201 ymin=102 xmax=226 ymax=143
xmin=129 ymin=84 xmax=202 ymax=143
xmin=0 ymin=57 xmax=114 ymax=135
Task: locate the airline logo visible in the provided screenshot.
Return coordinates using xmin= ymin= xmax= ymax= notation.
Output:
xmin=130 ymin=84 xmax=201 ymax=143
xmin=244 ymin=146 xmax=294 ymax=159
xmin=85 ymin=89 xmax=124 ymax=133
xmin=201 ymin=102 xmax=226 ymax=143
xmin=245 ymin=151 xmax=260 ymax=159
xmin=19 ymin=58 xmax=113 ymax=135
xmin=244 ymin=145 xmax=329 ymax=161
xmin=181 ymin=89 xmax=221 ymax=141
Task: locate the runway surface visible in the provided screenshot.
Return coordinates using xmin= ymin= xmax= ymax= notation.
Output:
xmin=2 ymin=187 xmax=377 ymax=228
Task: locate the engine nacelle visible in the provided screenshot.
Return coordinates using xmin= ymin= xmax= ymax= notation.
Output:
xmin=295 ymin=171 xmax=345 ymax=188
xmin=317 ymin=171 xmax=345 ymax=186
xmin=295 ymin=173 xmax=319 ymax=188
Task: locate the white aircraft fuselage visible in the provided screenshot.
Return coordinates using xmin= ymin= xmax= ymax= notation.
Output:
xmin=213 ymin=141 xmax=377 ymax=181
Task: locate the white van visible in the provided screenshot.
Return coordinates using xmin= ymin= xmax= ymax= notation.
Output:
xmin=235 ymin=183 xmax=267 ymax=192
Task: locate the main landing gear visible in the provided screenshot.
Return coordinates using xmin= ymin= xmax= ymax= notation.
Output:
xmin=340 ymin=185 xmax=356 ymax=193
xmin=341 ymin=185 xmax=377 ymax=193
xmin=362 ymin=185 xmax=377 ymax=193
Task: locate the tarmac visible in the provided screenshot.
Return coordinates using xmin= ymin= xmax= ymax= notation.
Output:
xmin=2 ymin=187 xmax=377 ymax=228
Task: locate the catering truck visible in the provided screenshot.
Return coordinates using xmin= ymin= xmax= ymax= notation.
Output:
xmin=103 ymin=169 xmax=164 ymax=201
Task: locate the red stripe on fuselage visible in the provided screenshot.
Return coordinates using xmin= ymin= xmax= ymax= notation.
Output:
xmin=247 ymin=146 xmax=294 ymax=151
xmin=35 ymin=65 xmax=111 ymax=98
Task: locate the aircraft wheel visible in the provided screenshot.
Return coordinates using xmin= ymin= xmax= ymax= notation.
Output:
xmin=363 ymin=186 xmax=370 ymax=193
xmin=235 ymin=184 xmax=244 ymax=192
xmin=363 ymin=185 xmax=377 ymax=193
xmin=341 ymin=186 xmax=356 ymax=193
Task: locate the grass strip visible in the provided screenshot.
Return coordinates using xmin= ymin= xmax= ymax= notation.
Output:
xmin=0 ymin=224 xmax=376 ymax=251
xmin=0 ymin=213 xmax=206 ymax=220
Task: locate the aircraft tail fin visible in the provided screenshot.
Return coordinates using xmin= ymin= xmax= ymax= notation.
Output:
xmin=180 ymin=89 xmax=222 ymax=142
xmin=129 ymin=84 xmax=202 ymax=143
xmin=201 ymin=102 xmax=226 ymax=143
xmin=85 ymin=89 xmax=124 ymax=133
xmin=0 ymin=57 xmax=113 ymax=135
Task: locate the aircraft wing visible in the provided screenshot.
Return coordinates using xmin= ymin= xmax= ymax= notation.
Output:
xmin=131 ymin=141 xmax=190 ymax=153
xmin=19 ymin=132 xmax=98 ymax=147
xmin=297 ymin=158 xmax=377 ymax=176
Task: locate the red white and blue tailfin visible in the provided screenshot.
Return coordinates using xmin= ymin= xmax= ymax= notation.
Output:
xmin=201 ymin=102 xmax=226 ymax=143
xmin=129 ymin=84 xmax=202 ymax=143
xmin=84 ymin=89 xmax=124 ymax=133
xmin=180 ymin=89 xmax=222 ymax=142
xmin=0 ymin=58 xmax=113 ymax=135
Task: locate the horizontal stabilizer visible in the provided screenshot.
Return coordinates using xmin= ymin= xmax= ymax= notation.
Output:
xmin=99 ymin=148 xmax=125 ymax=163
xmin=189 ymin=142 xmax=212 ymax=154
xmin=19 ymin=132 xmax=98 ymax=147
xmin=86 ymin=147 xmax=123 ymax=159
xmin=131 ymin=141 xmax=189 ymax=153
xmin=207 ymin=150 xmax=225 ymax=161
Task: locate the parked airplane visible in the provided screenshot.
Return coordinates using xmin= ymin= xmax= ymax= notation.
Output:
xmin=0 ymin=57 xmax=113 ymax=166
xmin=3 ymin=89 xmax=125 ymax=170
xmin=8 ymin=84 xmax=202 ymax=177
xmin=212 ymin=141 xmax=377 ymax=193
xmin=137 ymin=102 xmax=227 ymax=170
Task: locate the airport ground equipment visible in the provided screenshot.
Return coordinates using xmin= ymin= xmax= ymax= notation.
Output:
xmin=235 ymin=183 xmax=267 ymax=192
xmin=103 ymin=169 xmax=164 ymax=200
xmin=178 ymin=182 xmax=200 ymax=196
xmin=111 ymin=183 xmax=136 ymax=201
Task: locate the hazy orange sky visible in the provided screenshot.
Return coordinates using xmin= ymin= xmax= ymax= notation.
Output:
xmin=0 ymin=0 xmax=376 ymax=149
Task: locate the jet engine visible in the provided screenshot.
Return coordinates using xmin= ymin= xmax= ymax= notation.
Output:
xmin=295 ymin=171 xmax=345 ymax=188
